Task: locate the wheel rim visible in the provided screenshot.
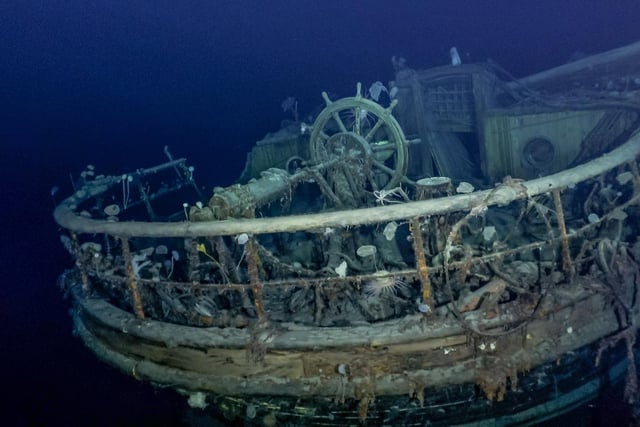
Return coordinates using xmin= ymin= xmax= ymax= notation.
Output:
xmin=309 ymin=82 xmax=409 ymax=190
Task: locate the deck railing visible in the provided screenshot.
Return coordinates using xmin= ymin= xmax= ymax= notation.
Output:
xmin=55 ymin=134 xmax=640 ymax=332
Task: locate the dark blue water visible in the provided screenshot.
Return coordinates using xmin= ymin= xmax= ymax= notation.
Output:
xmin=3 ymin=1 xmax=640 ymax=425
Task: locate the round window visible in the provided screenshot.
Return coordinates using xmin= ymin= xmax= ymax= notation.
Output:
xmin=522 ymin=137 xmax=554 ymax=169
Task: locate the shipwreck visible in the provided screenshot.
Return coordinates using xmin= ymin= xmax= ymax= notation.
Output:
xmin=55 ymin=41 xmax=640 ymax=425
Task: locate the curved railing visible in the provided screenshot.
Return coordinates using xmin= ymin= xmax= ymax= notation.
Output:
xmin=55 ymin=134 xmax=640 ymax=334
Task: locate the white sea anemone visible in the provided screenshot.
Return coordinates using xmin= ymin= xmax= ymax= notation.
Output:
xmin=482 ymin=226 xmax=496 ymax=242
xmin=334 ymin=260 xmax=348 ymax=278
xmin=363 ymin=271 xmax=408 ymax=297
xmin=616 ymin=171 xmax=633 ymax=185
xmin=383 ymin=221 xmax=398 ymax=241
xmin=103 ymin=204 xmax=120 ymax=216
xmin=235 ymin=233 xmax=249 ymax=245
xmin=456 ymin=181 xmax=474 ymax=194
xmin=187 ymin=392 xmax=208 ymax=409
xmin=322 ymin=227 xmax=335 ymax=237
xmin=356 ymin=245 xmax=377 ymax=258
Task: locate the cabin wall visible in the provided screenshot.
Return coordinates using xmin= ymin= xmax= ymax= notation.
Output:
xmin=482 ymin=110 xmax=605 ymax=180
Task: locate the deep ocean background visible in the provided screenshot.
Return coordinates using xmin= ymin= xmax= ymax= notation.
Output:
xmin=3 ymin=1 xmax=640 ymax=425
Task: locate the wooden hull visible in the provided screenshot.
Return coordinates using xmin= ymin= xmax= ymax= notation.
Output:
xmin=70 ymin=280 xmax=635 ymax=425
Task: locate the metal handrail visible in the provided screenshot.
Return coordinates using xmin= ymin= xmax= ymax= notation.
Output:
xmin=54 ymin=133 xmax=640 ymax=237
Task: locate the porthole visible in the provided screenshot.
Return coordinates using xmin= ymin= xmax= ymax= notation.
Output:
xmin=522 ymin=137 xmax=554 ymax=169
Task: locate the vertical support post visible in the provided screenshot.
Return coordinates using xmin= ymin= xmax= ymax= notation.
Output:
xmin=245 ymin=237 xmax=267 ymax=324
xmin=552 ymin=189 xmax=573 ymax=276
xmin=185 ymin=237 xmax=201 ymax=282
xmin=410 ymin=217 xmax=434 ymax=315
xmin=120 ymin=237 xmax=146 ymax=319
xmin=214 ymin=236 xmax=238 ymax=283
xmin=70 ymin=231 xmax=90 ymax=295
xmin=136 ymin=180 xmax=156 ymax=220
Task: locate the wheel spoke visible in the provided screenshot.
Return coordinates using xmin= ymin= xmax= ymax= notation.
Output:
xmin=364 ymin=117 xmax=384 ymax=142
xmin=366 ymin=169 xmax=380 ymax=192
xmin=372 ymin=158 xmax=397 ymax=177
xmin=371 ymin=143 xmax=398 ymax=154
xmin=354 ymin=107 xmax=361 ymax=135
xmin=331 ymin=112 xmax=348 ymax=133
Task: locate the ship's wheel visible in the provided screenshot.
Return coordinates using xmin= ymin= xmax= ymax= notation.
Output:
xmin=309 ymin=83 xmax=409 ymax=190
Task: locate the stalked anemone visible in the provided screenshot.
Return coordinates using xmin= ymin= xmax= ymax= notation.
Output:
xmin=363 ymin=271 xmax=408 ymax=298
